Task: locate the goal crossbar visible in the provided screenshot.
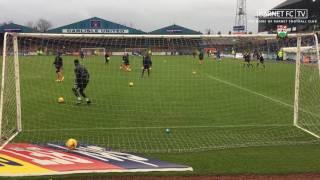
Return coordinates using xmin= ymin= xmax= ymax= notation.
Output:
xmin=11 ymin=32 xmax=316 ymax=39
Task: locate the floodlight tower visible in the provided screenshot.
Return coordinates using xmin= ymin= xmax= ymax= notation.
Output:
xmin=234 ymin=0 xmax=247 ymax=33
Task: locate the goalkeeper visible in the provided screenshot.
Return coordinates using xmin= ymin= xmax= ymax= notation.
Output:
xmin=72 ymin=59 xmax=91 ymax=105
xmin=141 ymin=54 xmax=152 ymax=78
xmin=53 ymin=52 xmax=64 ymax=82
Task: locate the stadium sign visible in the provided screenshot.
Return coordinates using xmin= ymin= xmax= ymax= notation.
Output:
xmin=4 ymin=29 xmax=22 ymax=33
xmin=166 ymin=29 xmax=183 ymax=33
xmin=90 ymin=20 xmax=101 ymax=28
xmin=0 ymin=143 xmax=192 ymax=177
xmin=233 ymin=26 xmax=245 ymax=31
xmin=62 ymin=29 xmax=130 ymax=34
xmin=258 ymin=9 xmax=309 ymax=20
xmin=233 ymin=26 xmax=246 ymax=34
xmin=258 ymin=9 xmax=317 ymax=25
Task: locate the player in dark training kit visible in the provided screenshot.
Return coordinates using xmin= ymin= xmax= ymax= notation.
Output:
xmin=256 ymin=53 xmax=266 ymax=68
xmin=199 ymin=50 xmax=204 ymax=65
xmin=80 ymin=51 xmax=85 ymax=60
xmin=121 ymin=53 xmax=131 ymax=71
xmin=243 ymin=52 xmax=253 ymax=68
xmin=105 ymin=52 xmax=111 ymax=64
xmin=72 ymin=59 xmax=91 ymax=105
xmin=141 ymin=55 xmax=152 ymax=78
xmin=53 ymin=52 xmax=64 ymax=82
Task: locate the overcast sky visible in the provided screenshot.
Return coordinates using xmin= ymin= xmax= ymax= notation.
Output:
xmin=0 ymin=0 xmax=285 ymax=33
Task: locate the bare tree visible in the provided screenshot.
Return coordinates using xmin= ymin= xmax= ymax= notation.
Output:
xmin=25 ymin=21 xmax=38 ymax=31
xmin=205 ymin=28 xmax=212 ymax=35
xmin=36 ymin=19 xmax=52 ymax=32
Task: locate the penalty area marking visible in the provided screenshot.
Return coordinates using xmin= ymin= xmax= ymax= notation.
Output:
xmin=204 ymin=73 xmax=293 ymax=108
xmin=204 ymin=73 xmax=320 ymax=121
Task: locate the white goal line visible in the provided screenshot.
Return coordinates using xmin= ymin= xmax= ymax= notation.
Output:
xmin=24 ymin=124 xmax=292 ymax=132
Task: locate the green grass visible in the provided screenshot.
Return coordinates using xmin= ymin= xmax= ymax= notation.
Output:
xmin=2 ymin=55 xmax=320 ymax=177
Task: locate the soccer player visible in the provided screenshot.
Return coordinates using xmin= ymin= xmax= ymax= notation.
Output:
xmin=121 ymin=53 xmax=131 ymax=71
xmin=105 ymin=52 xmax=111 ymax=64
xmin=243 ymin=52 xmax=253 ymax=68
xmin=232 ymin=49 xmax=236 ymax=59
xmin=80 ymin=51 xmax=85 ymax=60
xmin=216 ymin=50 xmax=221 ymax=61
xmin=257 ymin=53 xmax=266 ymax=68
xmin=72 ymin=59 xmax=91 ymax=105
xmin=141 ymin=55 xmax=152 ymax=78
xmin=207 ymin=50 xmax=211 ymax=57
xmin=192 ymin=49 xmax=197 ymax=58
xmin=199 ymin=50 xmax=204 ymax=65
xmin=53 ymin=52 xmax=64 ymax=82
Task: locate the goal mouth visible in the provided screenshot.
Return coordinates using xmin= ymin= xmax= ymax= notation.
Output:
xmin=1 ymin=32 xmax=320 ymax=153
xmin=80 ymin=48 xmax=106 ymax=56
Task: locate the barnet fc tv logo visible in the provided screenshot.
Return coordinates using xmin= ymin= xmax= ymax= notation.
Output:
xmin=91 ymin=20 xmax=101 ymax=28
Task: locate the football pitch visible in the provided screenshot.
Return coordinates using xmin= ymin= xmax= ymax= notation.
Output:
xmin=6 ymin=55 xmax=320 ymax=176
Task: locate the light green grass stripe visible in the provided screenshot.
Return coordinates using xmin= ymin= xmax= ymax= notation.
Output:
xmin=204 ymin=73 xmax=293 ymax=108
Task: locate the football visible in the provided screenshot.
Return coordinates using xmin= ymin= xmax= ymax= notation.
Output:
xmin=66 ymin=138 xmax=78 ymax=150
xmin=58 ymin=97 xmax=65 ymax=103
xmin=165 ymin=128 xmax=171 ymax=134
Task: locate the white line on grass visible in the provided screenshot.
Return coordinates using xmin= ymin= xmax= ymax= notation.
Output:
xmin=25 ymin=124 xmax=292 ymax=132
xmin=204 ymin=73 xmax=320 ymax=120
xmin=204 ymin=73 xmax=293 ymax=108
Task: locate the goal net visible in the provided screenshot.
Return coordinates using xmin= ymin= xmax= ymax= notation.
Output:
xmin=1 ymin=33 xmax=319 ymax=152
xmin=81 ymin=47 xmax=106 ymax=56
xmin=292 ymin=35 xmax=320 ymax=138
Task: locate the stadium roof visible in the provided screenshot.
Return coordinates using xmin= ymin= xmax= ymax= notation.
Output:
xmin=47 ymin=17 xmax=145 ymax=34
xmin=274 ymin=0 xmax=304 ymax=9
xmin=0 ymin=23 xmax=33 ymax=33
xmin=149 ymin=24 xmax=202 ymax=35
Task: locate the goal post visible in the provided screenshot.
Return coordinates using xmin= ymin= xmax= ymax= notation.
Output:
xmin=0 ymin=33 xmax=21 ymax=149
xmin=293 ymin=35 xmax=302 ymax=127
xmin=292 ymin=33 xmax=320 ymax=138
xmin=1 ymin=32 xmax=320 ymax=152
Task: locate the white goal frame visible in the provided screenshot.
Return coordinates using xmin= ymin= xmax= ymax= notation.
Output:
xmin=0 ymin=33 xmax=22 ymax=150
xmin=293 ymin=33 xmax=320 ymax=138
xmin=0 ymin=32 xmax=319 ymax=150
